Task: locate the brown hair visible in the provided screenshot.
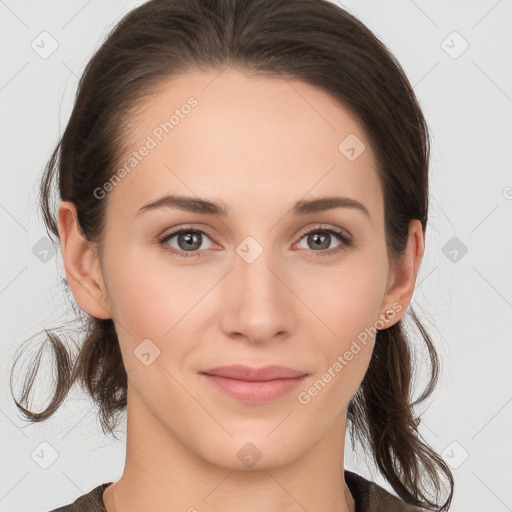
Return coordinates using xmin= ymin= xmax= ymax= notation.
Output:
xmin=10 ymin=0 xmax=453 ymax=509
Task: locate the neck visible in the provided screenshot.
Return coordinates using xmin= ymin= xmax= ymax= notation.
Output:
xmin=103 ymin=385 xmax=355 ymax=512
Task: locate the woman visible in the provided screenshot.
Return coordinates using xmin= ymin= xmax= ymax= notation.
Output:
xmin=11 ymin=0 xmax=454 ymax=510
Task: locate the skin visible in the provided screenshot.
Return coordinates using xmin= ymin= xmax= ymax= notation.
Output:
xmin=57 ymin=67 xmax=424 ymax=512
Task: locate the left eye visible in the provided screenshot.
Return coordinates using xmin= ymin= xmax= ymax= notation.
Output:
xmin=295 ymin=227 xmax=351 ymax=256
xmin=157 ymin=226 xmax=352 ymax=258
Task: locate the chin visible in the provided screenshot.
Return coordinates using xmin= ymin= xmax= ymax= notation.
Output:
xmin=194 ymin=431 xmax=307 ymax=471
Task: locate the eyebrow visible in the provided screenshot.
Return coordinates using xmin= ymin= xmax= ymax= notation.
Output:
xmin=135 ymin=194 xmax=370 ymax=219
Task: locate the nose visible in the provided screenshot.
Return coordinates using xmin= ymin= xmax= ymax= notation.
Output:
xmin=219 ymin=245 xmax=293 ymax=345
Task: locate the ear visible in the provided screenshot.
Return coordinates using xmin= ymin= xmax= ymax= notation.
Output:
xmin=379 ymin=219 xmax=425 ymax=327
xmin=57 ymin=201 xmax=111 ymax=319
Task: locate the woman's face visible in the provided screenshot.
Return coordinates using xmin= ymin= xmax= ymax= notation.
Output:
xmin=64 ymin=67 xmax=414 ymax=470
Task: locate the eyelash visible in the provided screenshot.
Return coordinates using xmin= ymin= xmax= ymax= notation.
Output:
xmin=157 ymin=224 xmax=352 ymax=259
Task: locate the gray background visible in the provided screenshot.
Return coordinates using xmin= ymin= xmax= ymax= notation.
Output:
xmin=1 ymin=1 xmax=511 ymax=511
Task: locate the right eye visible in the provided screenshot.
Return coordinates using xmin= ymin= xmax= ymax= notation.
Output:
xmin=158 ymin=227 xmax=217 ymax=258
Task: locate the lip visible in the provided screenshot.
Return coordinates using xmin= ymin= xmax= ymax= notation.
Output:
xmin=201 ymin=364 xmax=308 ymax=381
xmin=199 ymin=365 xmax=309 ymax=404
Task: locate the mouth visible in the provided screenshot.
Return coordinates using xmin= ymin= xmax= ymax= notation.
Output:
xmin=200 ymin=364 xmax=309 ymax=381
xmin=199 ymin=365 xmax=309 ymax=403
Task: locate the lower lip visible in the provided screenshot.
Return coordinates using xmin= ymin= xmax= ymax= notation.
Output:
xmin=201 ymin=374 xmax=308 ymax=403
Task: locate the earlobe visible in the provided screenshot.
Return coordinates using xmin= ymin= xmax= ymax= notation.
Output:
xmin=57 ymin=201 xmax=111 ymax=319
xmin=379 ymin=219 xmax=425 ymax=327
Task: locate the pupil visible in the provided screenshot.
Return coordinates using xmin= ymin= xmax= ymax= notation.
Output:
xmin=311 ymin=232 xmax=328 ymax=249
xmin=182 ymin=232 xmax=200 ymax=250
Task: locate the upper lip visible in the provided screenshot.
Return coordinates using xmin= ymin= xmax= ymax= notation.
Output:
xmin=200 ymin=365 xmax=308 ymax=381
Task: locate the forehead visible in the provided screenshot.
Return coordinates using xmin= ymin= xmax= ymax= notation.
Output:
xmin=106 ymin=67 xmax=383 ymax=225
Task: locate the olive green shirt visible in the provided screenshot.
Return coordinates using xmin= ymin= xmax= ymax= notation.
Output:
xmin=49 ymin=470 xmax=422 ymax=511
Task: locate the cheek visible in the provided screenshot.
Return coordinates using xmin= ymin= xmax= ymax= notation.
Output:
xmin=104 ymin=258 xmax=203 ymax=406
xmin=296 ymin=256 xmax=387 ymax=400
xmin=295 ymin=295 xmax=377 ymax=427
xmin=102 ymin=250 xmax=222 ymax=393
xmin=104 ymin=249 xmax=206 ymax=337
xmin=298 ymin=253 xmax=388 ymax=340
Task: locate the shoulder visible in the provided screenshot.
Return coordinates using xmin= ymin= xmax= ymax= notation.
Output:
xmin=47 ymin=482 xmax=111 ymax=512
xmin=345 ymin=470 xmax=424 ymax=512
